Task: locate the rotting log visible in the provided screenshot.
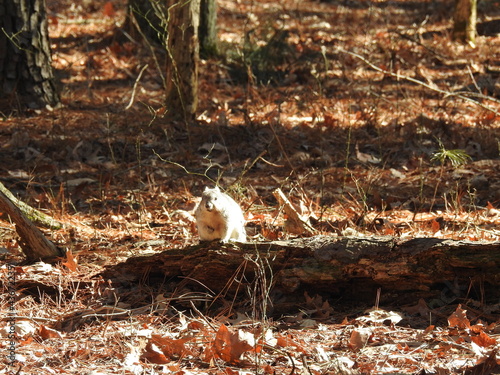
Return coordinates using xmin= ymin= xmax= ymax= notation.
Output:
xmin=101 ymin=236 xmax=500 ymax=307
xmin=0 ymin=187 xmax=63 ymax=261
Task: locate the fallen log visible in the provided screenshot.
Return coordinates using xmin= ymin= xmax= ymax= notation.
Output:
xmin=101 ymin=236 xmax=500 ymax=308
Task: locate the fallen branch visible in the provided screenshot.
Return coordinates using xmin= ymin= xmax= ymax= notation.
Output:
xmin=0 ymin=186 xmax=63 ymax=261
xmin=125 ymin=63 xmax=149 ymax=110
xmin=273 ymin=188 xmax=316 ymax=236
xmin=0 ymin=182 xmax=62 ymax=230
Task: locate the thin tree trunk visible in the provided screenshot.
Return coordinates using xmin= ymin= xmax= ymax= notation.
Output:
xmin=0 ymin=0 xmax=60 ymax=111
xmin=453 ymin=0 xmax=477 ymax=45
xmin=165 ymin=0 xmax=200 ymax=121
xmin=199 ymin=0 xmax=217 ymax=57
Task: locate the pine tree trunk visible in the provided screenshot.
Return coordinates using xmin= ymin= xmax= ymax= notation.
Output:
xmin=199 ymin=0 xmax=217 ymax=57
xmin=453 ymin=0 xmax=477 ymax=45
xmin=0 ymin=0 xmax=59 ymax=111
xmin=165 ymin=0 xmax=200 ymax=121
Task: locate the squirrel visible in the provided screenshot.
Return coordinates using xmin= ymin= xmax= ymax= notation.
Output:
xmin=195 ymin=186 xmax=246 ymax=242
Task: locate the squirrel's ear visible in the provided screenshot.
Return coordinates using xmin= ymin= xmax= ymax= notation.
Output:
xmin=214 ymin=185 xmax=221 ymax=191
xmin=203 ymin=186 xmax=210 ymax=192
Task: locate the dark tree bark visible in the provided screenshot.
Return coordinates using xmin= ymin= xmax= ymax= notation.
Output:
xmin=165 ymin=0 xmax=200 ymax=121
xmin=127 ymin=0 xmax=164 ymax=45
xmin=199 ymin=0 xmax=217 ymax=57
xmin=102 ymin=236 xmax=500 ymax=310
xmin=453 ymin=0 xmax=477 ymax=44
xmin=0 ymin=0 xmax=59 ymax=112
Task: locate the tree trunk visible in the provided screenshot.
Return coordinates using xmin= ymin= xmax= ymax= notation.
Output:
xmin=0 ymin=0 xmax=60 ymax=112
xmin=102 ymin=236 xmax=500 ymax=312
xmin=199 ymin=0 xmax=217 ymax=57
xmin=453 ymin=0 xmax=477 ymax=45
xmin=0 ymin=186 xmax=63 ymax=261
xmin=165 ymin=0 xmax=200 ymax=121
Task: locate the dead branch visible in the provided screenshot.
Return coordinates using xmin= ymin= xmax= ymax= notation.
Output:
xmin=0 ymin=182 xmax=62 ymax=230
xmin=0 ymin=185 xmax=63 ymax=261
xmin=338 ymin=47 xmax=500 ymax=116
xmin=273 ymin=188 xmax=316 ymax=235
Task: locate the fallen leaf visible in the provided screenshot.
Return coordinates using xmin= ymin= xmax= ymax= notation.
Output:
xmin=349 ymin=327 xmax=372 ymax=351
xmin=463 ymin=349 xmax=500 ymax=375
xmin=39 ymin=325 xmax=63 ymax=340
xmin=447 ymin=305 xmax=471 ymax=330
xmin=140 ymin=341 xmax=169 ymax=364
xmin=151 ymin=334 xmax=193 ymax=359
xmin=471 ymin=331 xmax=497 ymax=348
xmin=431 ymin=219 xmax=440 ymax=233
xmin=62 ymin=249 xmax=78 ymax=272
xmin=205 ymin=325 xmax=253 ymax=364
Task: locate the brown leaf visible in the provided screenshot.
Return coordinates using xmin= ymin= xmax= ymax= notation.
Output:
xmin=141 ymin=341 xmax=169 ymax=364
xmin=38 ymin=325 xmax=63 ymax=340
xmin=62 ymin=249 xmax=78 ymax=272
xmin=448 ymin=305 xmax=471 ymax=330
xmin=187 ymin=320 xmax=205 ymax=330
xmin=151 ymin=334 xmax=193 ymax=359
xmin=464 ymin=349 xmax=500 ymax=375
xmin=471 ymin=331 xmax=497 ymax=348
xmin=275 ymin=335 xmax=307 ymax=353
xmin=205 ymin=324 xmax=253 ymax=364
xmin=349 ymin=327 xmax=372 ymax=351
xmin=431 ymin=219 xmax=440 ymax=233
xmin=402 ymin=298 xmax=430 ymax=317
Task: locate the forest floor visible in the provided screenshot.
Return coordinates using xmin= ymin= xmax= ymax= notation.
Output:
xmin=1 ymin=0 xmax=500 ymax=373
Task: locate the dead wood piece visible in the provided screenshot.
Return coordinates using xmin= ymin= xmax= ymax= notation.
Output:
xmin=0 ymin=182 xmax=62 ymax=230
xmin=101 ymin=236 xmax=500 ymax=308
xmin=273 ymin=188 xmax=316 ymax=236
xmin=0 ymin=187 xmax=63 ymax=261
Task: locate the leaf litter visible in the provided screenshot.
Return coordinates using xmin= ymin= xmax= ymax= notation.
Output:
xmin=1 ymin=0 xmax=500 ymax=373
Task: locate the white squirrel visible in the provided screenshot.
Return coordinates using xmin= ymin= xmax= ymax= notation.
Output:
xmin=195 ymin=186 xmax=246 ymax=242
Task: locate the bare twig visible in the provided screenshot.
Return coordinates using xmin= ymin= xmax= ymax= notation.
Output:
xmin=125 ymin=64 xmax=149 ymax=110
xmin=152 ymin=149 xmax=217 ymax=184
xmin=337 ymin=48 xmax=500 ymax=115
